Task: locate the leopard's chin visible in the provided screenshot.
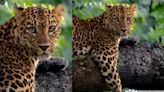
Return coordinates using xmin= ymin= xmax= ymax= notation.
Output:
xmin=38 ymin=53 xmax=51 ymax=61
xmin=31 ymin=48 xmax=52 ymax=60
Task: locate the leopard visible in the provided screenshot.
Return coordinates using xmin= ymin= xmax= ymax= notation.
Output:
xmin=0 ymin=4 xmax=64 ymax=92
xmin=73 ymin=4 xmax=135 ymax=92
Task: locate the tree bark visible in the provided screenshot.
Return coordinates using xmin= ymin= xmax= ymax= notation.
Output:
xmin=73 ymin=37 xmax=164 ymax=92
xmin=35 ymin=57 xmax=72 ymax=92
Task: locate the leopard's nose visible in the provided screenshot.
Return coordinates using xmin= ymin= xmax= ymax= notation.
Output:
xmin=38 ymin=45 xmax=49 ymax=51
xmin=121 ymin=28 xmax=127 ymax=32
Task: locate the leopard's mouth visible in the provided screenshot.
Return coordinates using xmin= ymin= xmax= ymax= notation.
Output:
xmin=38 ymin=52 xmax=51 ymax=60
xmin=30 ymin=46 xmax=52 ymax=60
xmin=36 ymin=47 xmax=50 ymax=54
xmin=38 ymin=51 xmax=50 ymax=56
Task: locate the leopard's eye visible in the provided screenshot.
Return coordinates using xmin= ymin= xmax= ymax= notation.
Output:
xmin=29 ymin=27 xmax=36 ymax=33
xmin=115 ymin=17 xmax=119 ymax=21
xmin=49 ymin=25 xmax=56 ymax=32
xmin=113 ymin=15 xmax=119 ymax=21
xmin=127 ymin=16 xmax=131 ymax=21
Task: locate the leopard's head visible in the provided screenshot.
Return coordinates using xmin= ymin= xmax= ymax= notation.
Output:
xmin=14 ymin=4 xmax=64 ymax=60
xmin=104 ymin=4 xmax=135 ymax=36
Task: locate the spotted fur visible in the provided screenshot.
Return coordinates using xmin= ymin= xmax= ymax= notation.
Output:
xmin=73 ymin=4 xmax=135 ymax=92
xmin=0 ymin=4 xmax=64 ymax=92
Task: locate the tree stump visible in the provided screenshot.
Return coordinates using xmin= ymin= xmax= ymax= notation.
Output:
xmin=36 ymin=57 xmax=72 ymax=92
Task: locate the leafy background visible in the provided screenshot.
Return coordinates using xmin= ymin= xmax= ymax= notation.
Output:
xmin=0 ymin=0 xmax=72 ymax=63
xmin=73 ymin=0 xmax=164 ymax=46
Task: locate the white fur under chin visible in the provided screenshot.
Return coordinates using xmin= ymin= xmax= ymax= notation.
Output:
xmin=38 ymin=54 xmax=52 ymax=61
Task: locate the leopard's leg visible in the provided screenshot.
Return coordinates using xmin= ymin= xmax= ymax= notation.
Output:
xmin=73 ymin=46 xmax=92 ymax=58
xmin=92 ymin=47 xmax=122 ymax=92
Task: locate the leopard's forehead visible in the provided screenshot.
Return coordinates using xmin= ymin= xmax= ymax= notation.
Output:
xmin=25 ymin=7 xmax=52 ymax=18
xmin=106 ymin=5 xmax=135 ymax=15
xmin=23 ymin=7 xmax=57 ymax=25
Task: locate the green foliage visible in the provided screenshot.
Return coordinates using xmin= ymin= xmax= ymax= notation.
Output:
xmin=0 ymin=0 xmax=72 ymax=61
xmin=130 ymin=0 xmax=164 ymax=45
xmin=73 ymin=0 xmax=105 ymax=19
xmin=73 ymin=0 xmax=164 ymax=45
xmin=32 ymin=0 xmax=61 ymax=5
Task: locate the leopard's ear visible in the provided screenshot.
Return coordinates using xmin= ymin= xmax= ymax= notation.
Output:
xmin=14 ymin=3 xmax=25 ymax=15
xmin=14 ymin=3 xmax=25 ymax=25
xmin=105 ymin=3 xmax=112 ymax=9
xmin=129 ymin=4 xmax=136 ymax=11
xmin=53 ymin=4 xmax=64 ymax=16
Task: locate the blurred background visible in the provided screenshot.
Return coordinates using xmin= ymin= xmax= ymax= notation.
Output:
xmin=0 ymin=0 xmax=72 ymax=63
xmin=73 ymin=0 xmax=164 ymax=46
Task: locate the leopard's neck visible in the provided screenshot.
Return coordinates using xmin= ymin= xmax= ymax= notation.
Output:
xmin=0 ymin=17 xmax=39 ymax=63
xmin=0 ymin=17 xmax=18 ymax=43
xmin=84 ymin=13 xmax=121 ymax=46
